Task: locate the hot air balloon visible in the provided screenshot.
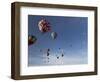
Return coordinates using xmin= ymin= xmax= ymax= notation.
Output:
xmin=28 ymin=35 xmax=37 ymax=46
xmin=47 ymin=52 xmax=50 ymax=56
xmin=47 ymin=49 xmax=50 ymax=56
xmin=47 ymin=48 xmax=50 ymax=52
xmin=38 ymin=19 xmax=51 ymax=33
xmin=51 ymin=32 xmax=57 ymax=39
xmin=57 ymin=57 xmax=59 ymax=59
xmin=61 ymin=54 xmax=64 ymax=57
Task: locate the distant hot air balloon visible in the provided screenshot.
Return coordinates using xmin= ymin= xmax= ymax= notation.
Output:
xmin=38 ymin=19 xmax=51 ymax=33
xmin=57 ymin=57 xmax=59 ymax=59
xmin=51 ymin=32 xmax=57 ymax=39
xmin=61 ymin=54 xmax=64 ymax=57
xmin=47 ymin=48 xmax=50 ymax=52
xmin=47 ymin=52 xmax=50 ymax=56
xmin=28 ymin=35 xmax=37 ymax=46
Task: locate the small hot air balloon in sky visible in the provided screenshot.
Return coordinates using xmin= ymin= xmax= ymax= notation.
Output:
xmin=57 ymin=57 xmax=59 ymax=59
xmin=51 ymin=32 xmax=57 ymax=39
xmin=47 ymin=52 xmax=50 ymax=56
xmin=61 ymin=54 xmax=64 ymax=57
xmin=47 ymin=48 xmax=50 ymax=56
xmin=47 ymin=48 xmax=50 ymax=52
xmin=28 ymin=35 xmax=37 ymax=46
xmin=38 ymin=19 xmax=51 ymax=33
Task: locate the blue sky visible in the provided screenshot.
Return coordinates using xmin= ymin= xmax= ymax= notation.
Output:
xmin=28 ymin=15 xmax=88 ymax=66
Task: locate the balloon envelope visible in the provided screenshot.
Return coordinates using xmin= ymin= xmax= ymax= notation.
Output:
xmin=28 ymin=35 xmax=37 ymax=46
xmin=38 ymin=19 xmax=51 ymax=33
xmin=51 ymin=32 xmax=57 ymax=39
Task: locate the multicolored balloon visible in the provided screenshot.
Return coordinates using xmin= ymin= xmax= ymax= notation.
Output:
xmin=38 ymin=19 xmax=51 ymax=33
xmin=28 ymin=35 xmax=37 ymax=46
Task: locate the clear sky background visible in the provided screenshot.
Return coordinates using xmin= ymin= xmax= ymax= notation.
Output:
xmin=28 ymin=15 xmax=88 ymax=66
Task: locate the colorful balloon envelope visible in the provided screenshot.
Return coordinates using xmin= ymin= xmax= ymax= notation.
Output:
xmin=28 ymin=35 xmax=37 ymax=46
xmin=38 ymin=19 xmax=51 ymax=33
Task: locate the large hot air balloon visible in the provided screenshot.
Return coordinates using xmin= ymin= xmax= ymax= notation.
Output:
xmin=38 ymin=19 xmax=51 ymax=33
xmin=51 ymin=32 xmax=57 ymax=39
xmin=28 ymin=35 xmax=37 ymax=46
